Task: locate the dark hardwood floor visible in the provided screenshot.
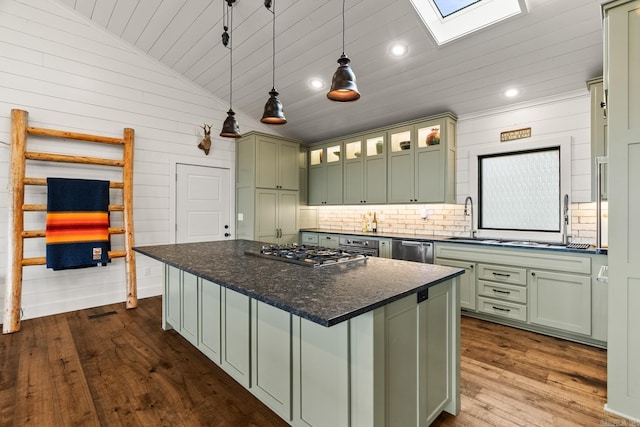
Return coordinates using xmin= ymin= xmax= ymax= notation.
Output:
xmin=0 ymin=297 xmax=627 ymax=426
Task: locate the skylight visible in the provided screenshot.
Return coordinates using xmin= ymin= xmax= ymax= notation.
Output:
xmin=432 ymin=0 xmax=482 ymax=18
xmin=410 ymin=0 xmax=527 ymax=45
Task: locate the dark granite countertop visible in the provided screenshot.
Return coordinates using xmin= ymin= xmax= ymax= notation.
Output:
xmin=300 ymin=228 xmax=608 ymax=255
xmin=133 ymin=239 xmax=463 ymax=327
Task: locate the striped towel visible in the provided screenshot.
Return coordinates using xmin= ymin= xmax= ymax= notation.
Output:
xmin=46 ymin=178 xmax=111 ymax=270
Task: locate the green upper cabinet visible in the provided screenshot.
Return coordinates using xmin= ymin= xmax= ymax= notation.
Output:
xmin=236 ymin=132 xmax=301 ymax=242
xmin=238 ymin=131 xmax=300 ymax=191
xmin=308 ymin=112 xmax=456 ymax=207
xmin=343 ymin=132 xmax=387 ymax=205
xmin=388 ymin=113 xmax=456 ymax=204
xmin=588 ymin=77 xmax=608 ymax=201
xmin=309 ymin=142 xmax=343 ymax=205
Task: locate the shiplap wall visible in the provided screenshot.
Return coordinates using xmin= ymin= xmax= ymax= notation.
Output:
xmin=455 ymin=90 xmax=591 ymax=203
xmin=0 ymin=0 xmax=280 ymax=321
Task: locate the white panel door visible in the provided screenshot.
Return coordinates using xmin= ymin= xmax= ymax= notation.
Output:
xmin=176 ymin=164 xmax=230 ymax=243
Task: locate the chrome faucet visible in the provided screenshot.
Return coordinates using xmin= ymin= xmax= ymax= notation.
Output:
xmin=562 ymin=194 xmax=570 ymax=245
xmin=464 ymin=196 xmax=475 ymax=238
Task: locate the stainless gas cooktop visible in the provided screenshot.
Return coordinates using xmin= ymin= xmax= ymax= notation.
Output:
xmin=245 ymin=244 xmax=369 ymax=268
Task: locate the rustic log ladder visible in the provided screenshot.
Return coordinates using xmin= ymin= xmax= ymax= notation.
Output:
xmin=3 ymin=109 xmax=137 ymax=334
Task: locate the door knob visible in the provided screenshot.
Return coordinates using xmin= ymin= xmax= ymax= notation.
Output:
xmin=224 ymin=232 xmax=230 ymax=237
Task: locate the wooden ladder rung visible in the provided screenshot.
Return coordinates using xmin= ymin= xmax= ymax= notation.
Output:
xmin=23 ymin=204 xmax=125 ymax=212
xmin=27 ymin=126 xmax=126 ymax=145
xmin=23 ymin=177 xmax=125 ymax=189
xmin=22 ymin=227 xmax=126 ymax=238
xmin=25 ymin=151 xmax=125 ymax=167
xmin=22 ymin=251 xmax=126 ymax=266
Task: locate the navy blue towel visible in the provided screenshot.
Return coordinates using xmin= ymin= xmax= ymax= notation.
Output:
xmin=46 ymin=178 xmax=111 ymax=270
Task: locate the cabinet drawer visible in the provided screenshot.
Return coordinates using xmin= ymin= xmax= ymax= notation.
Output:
xmin=477 ymin=297 xmax=527 ymax=322
xmin=478 ymin=280 xmax=527 ymax=304
xmin=300 ymin=233 xmax=319 ymax=245
xmin=477 ymin=264 xmax=527 ymax=286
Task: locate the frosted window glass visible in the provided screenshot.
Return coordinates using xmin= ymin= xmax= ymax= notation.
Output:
xmin=479 ymin=148 xmax=560 ymax=231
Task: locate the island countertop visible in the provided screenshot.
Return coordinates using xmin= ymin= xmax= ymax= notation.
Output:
xmin=133 ymin=239 xmax=463 ymax=327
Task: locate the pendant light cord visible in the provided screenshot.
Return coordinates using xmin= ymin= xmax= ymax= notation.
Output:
xmin=271 ymin=1 xmax=276 ymax=90
xmin=341 ymin=0 xmax=346 ymax=55
xmin=222 ymin=1 xmax=234 ymax=109
xmin=229 ymin=4 xmax=233 ymax=109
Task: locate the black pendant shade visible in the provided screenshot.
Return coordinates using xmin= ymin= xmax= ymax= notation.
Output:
xmin=261 ymin=88 xmax=287 ymax=124
xmin=220 ymin=109 xmax=241 ymax=138
xmin=327 ymin=54 xmax=360 ymax=102
xmin=261 ymin=0 xmax=287 ymax=125
xmin=220 ymin=0 xmax=241 ymax=139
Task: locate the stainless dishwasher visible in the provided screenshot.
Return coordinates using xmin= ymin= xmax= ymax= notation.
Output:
xmin=392 ymin=240 xmax=434 ymax=264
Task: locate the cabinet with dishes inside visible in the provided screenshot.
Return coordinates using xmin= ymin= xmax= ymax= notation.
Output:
xmin=307 ymin=112 xmax=457 ymax=206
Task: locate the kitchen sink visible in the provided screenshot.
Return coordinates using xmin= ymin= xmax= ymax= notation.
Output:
xmin=445 ymin=237 xmax=503 ymax=244
xmin=445 ymin=237 xmax=569 ymax=248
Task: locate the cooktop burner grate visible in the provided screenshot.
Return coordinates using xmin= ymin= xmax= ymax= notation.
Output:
xmin=245 ymin=244 xmax=369 ymax=267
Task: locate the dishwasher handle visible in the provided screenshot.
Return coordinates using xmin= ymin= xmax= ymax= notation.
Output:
xmin=399 ymin=240 xmax=432 ymax=247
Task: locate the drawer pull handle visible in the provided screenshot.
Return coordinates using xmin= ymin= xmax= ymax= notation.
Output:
xmin=493 ymin=289 xmax=511 ymax=294
xmin=492 ymin=306 xmax=511 ymax=312
xmin=492 ymin=272 xmax=511 ymax=278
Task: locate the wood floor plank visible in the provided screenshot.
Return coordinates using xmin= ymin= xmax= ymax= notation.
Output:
xmin=12 ymin=317 xmax=60 ymax=426
xmin=44 ymin=314 xmax=100 ymax=426
xmin=0 ymin=330 xmax=20 ymax=427
xmin=0 ymin=298 xmax=630 ymax=426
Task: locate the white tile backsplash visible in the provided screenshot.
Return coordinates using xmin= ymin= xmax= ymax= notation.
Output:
xmin=314 ymin=202 xmax=605 ymax=245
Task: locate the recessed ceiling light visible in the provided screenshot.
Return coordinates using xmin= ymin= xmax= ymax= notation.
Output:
xmin=309 ymin=78 xmax=325 ymax=90
xmin=389 ymin=43 xmax=408 ymax=57
xmin=504 ymin=88 xmax=520 ymax=97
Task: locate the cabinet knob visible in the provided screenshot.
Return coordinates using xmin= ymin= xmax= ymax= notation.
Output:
xmin=531 ymin=272 xmax=536 ymax=276
xmin=224 ymin=224 xmax=229 ymax=229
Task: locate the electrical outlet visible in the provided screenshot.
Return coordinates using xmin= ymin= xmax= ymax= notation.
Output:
xmin=143 ymin=267 xmax=151 ymax=277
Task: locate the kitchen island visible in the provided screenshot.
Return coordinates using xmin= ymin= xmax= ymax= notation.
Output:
xmin=134 ymin=239 xmax=463 ymax=427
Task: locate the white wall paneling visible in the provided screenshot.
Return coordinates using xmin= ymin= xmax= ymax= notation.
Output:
xmin=456 ymin=91 xmax=591 ymax=203
xmin=0 ymin=0 xmax=278 ymax=322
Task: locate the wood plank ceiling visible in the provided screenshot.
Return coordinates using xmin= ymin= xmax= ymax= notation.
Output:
xmin=54 ymin=0 xmax=606 ymax=143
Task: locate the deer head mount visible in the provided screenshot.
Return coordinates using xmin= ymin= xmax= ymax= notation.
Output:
xmin=198 ymin=124 xmax=212 ymax=155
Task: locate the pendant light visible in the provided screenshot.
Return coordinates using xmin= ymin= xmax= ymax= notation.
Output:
xmin=327 ymin=0 xmax=360 ymax=102
xmin=261 ymin=0 xmax=287 ymax=124
xmin=220 ymin=0 xmax=241 ymax=138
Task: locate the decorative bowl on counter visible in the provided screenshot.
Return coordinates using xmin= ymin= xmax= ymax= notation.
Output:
xmin=399 ymin=141 xmax=411 ymax=150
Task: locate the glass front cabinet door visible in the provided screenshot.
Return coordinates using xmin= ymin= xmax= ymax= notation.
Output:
xmin=387 ymin=113 xmax=456 ymax=204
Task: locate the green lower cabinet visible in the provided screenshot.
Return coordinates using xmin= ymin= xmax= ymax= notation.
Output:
xmin=181 ymin=272 xmax=199 ymax=346
xmin=199 ymin=279 xmax=222 ymax=364
xmin=293 ymin=318 xmax=350 ymax=427
xmin=437 ymin=259 xmax=476 ymax=311
xmin=163 ymin=265 xmax=459 ymax=426
xmin=251 ymin=301 xmax=293 ymax=421
xmin=164 ymin=265 xmax=181 ymax=331
xmin=293 ymin=280 xmax=459 ymax=427
xmin=222 ymin=288 xmax=251 ymax=388
xmin=529 ymin=269 xmax=592 ymax=336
